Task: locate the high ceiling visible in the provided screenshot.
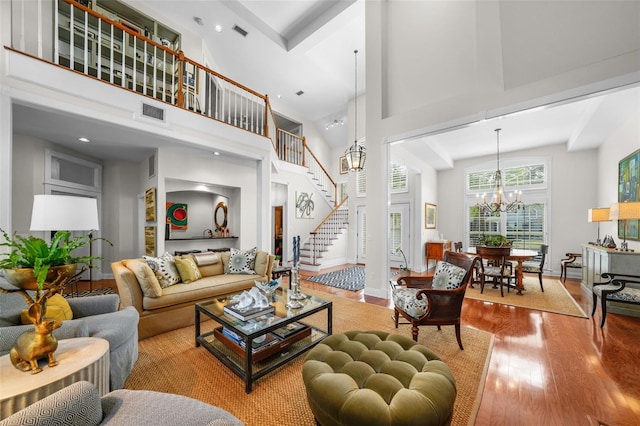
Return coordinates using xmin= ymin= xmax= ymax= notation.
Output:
xmin=11 ymin=0 xmax=640 ymax=168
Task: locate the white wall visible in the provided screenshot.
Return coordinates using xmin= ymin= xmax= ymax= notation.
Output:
xmin=597 ymin=116 xmax=640 ymax=252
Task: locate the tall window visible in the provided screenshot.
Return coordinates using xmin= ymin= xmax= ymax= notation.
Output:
xmin=465 ymin=157 xmax=550 ymax=266
xmin=389 ymin=163 xmax=408 ymax=193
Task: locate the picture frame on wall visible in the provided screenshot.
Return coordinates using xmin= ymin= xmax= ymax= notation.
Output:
xmin=145 ymin=187 xmax=156 ymax=222
xmin=144 ymin=226 xmax=156 ymax=256
xmin=340 ymin=156 xmax=348 ymax=174
xmin=618 ymin=149 xmax=640 ymax=240
xmin=425 ymin=203 xmax=437 ymax=229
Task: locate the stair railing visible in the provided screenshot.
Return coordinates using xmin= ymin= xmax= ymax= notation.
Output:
xmin=304 ymin=144 xmax=337 ymax=206
xmin=309 ymin=197 xmax=349 ymax=264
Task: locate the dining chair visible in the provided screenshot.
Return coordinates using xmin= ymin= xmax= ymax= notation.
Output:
xmin=454 ymin=241 xmax=463 ymax=252
xmin=476 ymin=246 xmax=512 ymax=297
xmin=518 ymin=244 xmax=548 ymax=291
xmin=560 ymin=252 xmax=582 ymax=283
xmin=392 ymin=251 xmax=479 ymax=349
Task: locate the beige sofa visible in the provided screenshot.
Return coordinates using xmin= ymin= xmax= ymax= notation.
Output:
xmin=112 ymin=250 xmax=274 ymax=340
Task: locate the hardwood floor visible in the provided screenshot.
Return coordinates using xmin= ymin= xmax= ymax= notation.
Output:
xmin=90 ymin=266 xmax=640 ymax=425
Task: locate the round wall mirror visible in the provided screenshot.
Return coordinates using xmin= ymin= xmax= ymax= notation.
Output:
xmin=214 ymin=202 xmax=228 ymax=231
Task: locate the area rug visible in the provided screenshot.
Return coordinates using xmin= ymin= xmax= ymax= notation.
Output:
xmin=62 ymin=287 xmax=115 ymax=298
xmin=465 ymin=276 xmax=588 ymax=318
xmin=304 ymin=266 xmax=397 ymax=291
xmin=125 ymin=290 xmax=493 ymax=426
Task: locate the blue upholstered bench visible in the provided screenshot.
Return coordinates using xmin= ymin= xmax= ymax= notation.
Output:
xmin=592 ymin=273 xmax=640 ymax=327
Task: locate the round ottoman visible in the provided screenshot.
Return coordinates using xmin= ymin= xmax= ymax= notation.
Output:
xmin=302 ymin=330 xmax=456 ymax=426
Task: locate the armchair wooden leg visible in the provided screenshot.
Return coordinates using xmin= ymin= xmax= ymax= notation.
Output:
xmin=538 ymin=273 xmax=544 ymax=292
xmin=411 ymin=324 xmax=419 ymax=342
xmin=600 ymin=295 xmax=608 ymax=328
xmin=591 ymin=293 xmax=598 ymax=317
xmin=560 ymin=265 xmax=566 ymax=282
xmin=454 ymin=324 xmax=464 ymax=350
xmin=394 ymin=309 xmax=399 ymax=328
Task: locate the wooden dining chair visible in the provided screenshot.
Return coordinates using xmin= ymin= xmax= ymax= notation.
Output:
xmin=519 ymin=244 xmax=548 ymax=291
xmin=476 ymin=246 xmax=512 ymax=297
xmin=560 ymin=252 xmax=582 ymax=283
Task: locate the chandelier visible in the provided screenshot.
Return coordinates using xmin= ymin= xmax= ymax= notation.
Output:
xmin=476 ymin=128 xmax=523 ymax=216
xmin=325 ymin=119 xmax=344 ymax=130
xmin=345 ymin=49 xmax=365 ymax=172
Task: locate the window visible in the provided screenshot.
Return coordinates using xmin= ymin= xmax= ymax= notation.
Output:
xmin=389 ymin=163 xmax=408 ymax=193
xmin=356 ymin=167 xmax=366 ymax=197
xmin=465 ymin=157 xmax=550 ymax=268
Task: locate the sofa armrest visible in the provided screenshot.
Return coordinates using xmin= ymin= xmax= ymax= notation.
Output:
xmin=0 ymin=381 xmax=103 ymax=426
xmin=111 ymin=261 xmax=144 ymax=313
xmin=68 ymin=294 xmax=120 ymax=317
xmin=0 ymin=320 xmax=89 ymax=356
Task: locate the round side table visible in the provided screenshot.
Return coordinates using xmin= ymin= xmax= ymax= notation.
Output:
xmin=0 ymin=337 xmax=109 ymax=420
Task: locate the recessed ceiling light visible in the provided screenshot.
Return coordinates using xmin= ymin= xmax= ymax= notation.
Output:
xmin=193 ymin=16 xmax=204 ymax=26
xmin=213 ymin=152 xmax=220 ymax=156
xmin=78 ymin=137 xmax=90 ymax=143
xmin=215 ymin=25 xmax=222 ymax=33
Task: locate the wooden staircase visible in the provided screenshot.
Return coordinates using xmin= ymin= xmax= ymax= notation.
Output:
xmin=299 ymin=199 xmax=348 ymax=269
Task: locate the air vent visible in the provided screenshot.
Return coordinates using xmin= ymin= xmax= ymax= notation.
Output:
xmin=232 ymin=24 xmax=248 ymax=37
xmin=142 ymin=103 xmax=165 ymax=121
xmin=296 ymin=90 xmax=304 ymax=96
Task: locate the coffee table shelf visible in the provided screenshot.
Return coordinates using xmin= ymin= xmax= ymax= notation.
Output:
xmin=195 ymin=287 xmax=332 ymax=393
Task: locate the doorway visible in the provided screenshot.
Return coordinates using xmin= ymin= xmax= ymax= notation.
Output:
xmin=273 ymin=205 xmax=283 ymax=262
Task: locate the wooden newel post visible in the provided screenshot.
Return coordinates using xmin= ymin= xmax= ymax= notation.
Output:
xmin=302 ymin=136 xmax=307 ymax=168
xmin=264 ymin=95 xmax=270 ymax=139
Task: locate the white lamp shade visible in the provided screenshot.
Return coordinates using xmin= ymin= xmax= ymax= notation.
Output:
xmin=30 ymin=195 xmax=99 ymax=231
xmin=609 ymin=202 xmax=640 ymax=221
xmin=587 ymin=208 xmax=610 ymax=222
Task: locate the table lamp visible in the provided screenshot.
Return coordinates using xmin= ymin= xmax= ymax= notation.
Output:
xmin=609 ymin=201 xmax=640 ymax=251
xmin=587 ymin=207 xmax=611 ymax=246
xmin=30 ymin=194 xmax=100 ymax=282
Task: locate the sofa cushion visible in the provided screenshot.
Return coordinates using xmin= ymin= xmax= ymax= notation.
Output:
xmin=144 ymin=253 xmax=180 ymax=288
xmin=124 ymin=260 xmax=162 ymax=297
xmin=192 ymin=252 xmax=220 ymax=266
xmin=174 ymin=256 xmax=202 ymax=284
xmin=21 ymin=294 xmax=73 ymax=324
xmin=226 ymin=248 xmax=257 ymax=274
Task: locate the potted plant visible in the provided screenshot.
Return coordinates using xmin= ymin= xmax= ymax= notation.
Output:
xmin=274 ymin=248 xmax=282 ymax=266
xmin=0 ymin=229 xmax=107 ymax=292
xmin=478 ymin=234 xmax=511 ymax=247
xmin=395 ymin=247 xmax=410 ymax=273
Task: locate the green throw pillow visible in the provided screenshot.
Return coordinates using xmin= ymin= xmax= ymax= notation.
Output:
xmin=174 ymin=256 xmax=202 ymax=283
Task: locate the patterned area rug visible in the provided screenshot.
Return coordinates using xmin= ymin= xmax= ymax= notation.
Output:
xmin=63 ymin=287 xmax=115 ymax=298
xmin=304 ymin=266 xmax=398 ymax=291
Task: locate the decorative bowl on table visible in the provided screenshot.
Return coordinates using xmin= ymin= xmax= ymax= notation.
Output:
xmin=255 ymin=278 xmax=282 ymax=299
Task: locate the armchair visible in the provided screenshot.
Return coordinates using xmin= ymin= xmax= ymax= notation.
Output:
xmin=560 ymin=252 xmax=582 ymax=283
xmin=0 ymin=287 xmax=139 ymax=390
xmin=392 ymin=251 xmax=479 ymax=349
xmin=591 ymin=273 xmax=640 ymax=327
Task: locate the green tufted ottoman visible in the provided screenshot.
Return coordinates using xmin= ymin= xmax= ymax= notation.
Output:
xmin=302 ymin=330 xmax=456 ymax=426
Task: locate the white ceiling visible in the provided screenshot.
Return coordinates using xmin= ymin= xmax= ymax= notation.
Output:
xmin=11 ymin=0 xmax=640 ymax=168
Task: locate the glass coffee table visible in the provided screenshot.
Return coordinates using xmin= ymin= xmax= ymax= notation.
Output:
xmin=195 ymin=287 xmax=332 ymax=393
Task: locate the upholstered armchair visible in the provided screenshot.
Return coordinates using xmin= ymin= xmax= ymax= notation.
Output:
xmin=392 ymin=251 xmax=479 ymax=349
xmin=0 ymin=286 xmax=139 ymax=390
xmin=591 ymin=273 xmax=640 ymax=327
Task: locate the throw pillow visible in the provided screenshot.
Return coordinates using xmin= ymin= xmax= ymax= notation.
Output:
xmin=125 ymin=259 xmax=163 ymax=297
xmin=144 ymin=252 xmax=180 ymax=288
xmin=226 ymin=247 xmax=257 ymax=274
xmin=175 ymin=256 xmax=203 ymax=283
xmin=432 ymin=261 xmax=467 ymax=290
xmin=21 ymin=294 xmax=73 ymax=324
xmin=192 ymin=252 xmax=220 ymax=266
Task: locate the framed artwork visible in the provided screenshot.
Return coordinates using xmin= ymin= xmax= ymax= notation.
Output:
xmin=166 ymin=202 xmax=188 ymax=230
xmin=144 ymin=187 xmax=156 ymax=222
xmin=144 ymin=226 xmax=156 ymax=256
xmin=295 ymin=192 xmax=315 ymax=219
xmin=183 ymin=62 xmax=198 ymax=92
xmin=339 ymin=156 xmax=348 ymax=174
xmin=618 ymin=149 xmax=639 ymax=241
xmin=425 ymin=203 xmax=437 ymax=229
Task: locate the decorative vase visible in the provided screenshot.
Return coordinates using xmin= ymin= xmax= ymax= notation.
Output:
xmin=2 ymin=264 xmax=78 ymax=291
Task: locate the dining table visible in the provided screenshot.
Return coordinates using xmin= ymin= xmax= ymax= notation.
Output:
xmin=467 ymin=247 xmax=538 ymax=295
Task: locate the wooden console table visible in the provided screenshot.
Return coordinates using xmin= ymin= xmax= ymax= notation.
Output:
xmin=0 ymin=337 xmax=109 ymax=419
xmin=425 ymin=241 xmax=452 ymax=269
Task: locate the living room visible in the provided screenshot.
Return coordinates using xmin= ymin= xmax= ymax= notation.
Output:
xmin=1 ymin=0 xmax=639 ymax=425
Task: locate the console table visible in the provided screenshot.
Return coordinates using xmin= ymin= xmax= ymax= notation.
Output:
xmin=0 ymin=337 xmax=109 ymax=419
xmin=582 ymin=244 xmax=640 ymax=318
xmin=425 ymin=241 xmax=452 ymax=269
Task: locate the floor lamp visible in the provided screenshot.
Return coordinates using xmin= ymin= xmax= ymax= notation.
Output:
xmin=587 ymin=207 xmax=611 ymax=246
xmin=609 ymin=201 xmax=640 ymax=252
xmin=30 ymin=194 xmax=100 ymax=290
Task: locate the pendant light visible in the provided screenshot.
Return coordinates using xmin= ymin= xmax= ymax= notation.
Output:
xmin=345 ymin=49 xmax=365 ymax=172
